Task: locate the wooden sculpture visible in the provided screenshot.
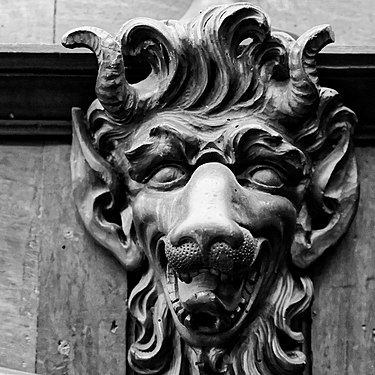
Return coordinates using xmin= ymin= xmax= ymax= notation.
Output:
xmin=62 ymin=3 xmax=359 ymax=374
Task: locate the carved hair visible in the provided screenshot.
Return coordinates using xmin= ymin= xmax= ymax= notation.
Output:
xmin=128 ymin=263 xmax=313 ymax=374
xmin=62 ymin=4 xmax=333 ymax=125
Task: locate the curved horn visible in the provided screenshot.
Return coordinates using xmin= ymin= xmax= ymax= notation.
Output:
xmin=284 ymin=24 xmax=334 ymax=118
xmin=62 ymin=27 xmax=137 ymax=121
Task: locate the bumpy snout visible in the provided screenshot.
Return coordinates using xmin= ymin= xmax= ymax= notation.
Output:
xmin=165 ymin=230 xmax=257 ymax=276
xmin=166 ymin=163 xmax=258 ymax=277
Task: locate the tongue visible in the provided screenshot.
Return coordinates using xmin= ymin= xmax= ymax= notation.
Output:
xmin=177 ymin=273 xmax=241 ymax=313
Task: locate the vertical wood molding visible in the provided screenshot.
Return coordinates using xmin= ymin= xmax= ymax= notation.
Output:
xmin=310 ymin=148 xmax=375 ymax=374
xmin=0 ymin=144 xmax=44 ymax=372
xmin=34 ymin=144 xmax=128 ymax=375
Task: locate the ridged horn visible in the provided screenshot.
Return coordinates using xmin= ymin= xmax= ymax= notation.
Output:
xmin=283 ymin=25 xmax=334 ymax=119
xmin=62 ymin=27 xmax=137 ymax=121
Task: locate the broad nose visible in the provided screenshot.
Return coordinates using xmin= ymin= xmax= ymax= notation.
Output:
xmin=169 ymin=163 xmax=244 ymax=252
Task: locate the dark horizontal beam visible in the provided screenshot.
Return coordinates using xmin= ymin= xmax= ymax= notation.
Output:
xmin=317 ymin=46 xmax=375 ymax=145
xmin=0 ymin=44 xmax=374 ymax=143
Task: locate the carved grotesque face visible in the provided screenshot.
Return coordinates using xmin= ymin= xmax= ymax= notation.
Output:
xmin=124 ymin=114 xmax=309 ymax=348
xmin=64 ymin=3 xmax=358 ymax=374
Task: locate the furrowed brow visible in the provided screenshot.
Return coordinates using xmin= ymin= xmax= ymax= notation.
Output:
xmin=229 ymin=127 xmax=311 ymax=181
xmin=125 ymin=125 xmax=199 ymax=182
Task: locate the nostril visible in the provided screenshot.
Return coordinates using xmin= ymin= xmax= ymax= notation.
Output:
xmin=164 ymin=238 xmax=203 ymax=274
xmin=209 ymin=241 xmax=234 ymax=273
xmin=208 ymin=229 xmax=257 ymax=275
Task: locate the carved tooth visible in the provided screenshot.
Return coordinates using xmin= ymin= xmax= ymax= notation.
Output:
xmin=244 ymin=280 xmax=255 ymax=295
xmin=175 ymin=305 xmax=184 ymax=314
xmin=242 ymin=283 xmax=250 ymax=298
xmin=235 ymin=306 xmax=242 ymax=313
xmin=215 ymin=317 xmax=227 ymax=331
xmin=177 ymin=307 xmax=187 ymax=322
xmin=184 ymin=314 xmax=192 ymax=328
xmin=248 ymin=266 xmax=260 ymax=284
xmin=230 ymin=314 xmax=235 ymax=320
xmin=167 ymin=263 xmax=173 ymax=274
xmin=167 ymin=264 xmax=175 ymax=279
xmin=166 ymin=279 xmax=175 ymax=294
xmin=169 ymin=290 xmax=176 ymax=300
xmin=173 ymin=300 xmax=183 ymax=312
xmin=239 ymin=297 xmax=246 ymax=305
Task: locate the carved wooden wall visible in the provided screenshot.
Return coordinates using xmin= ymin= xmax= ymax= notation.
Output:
xmin=0 ymin=20 xmax=374 ymax=375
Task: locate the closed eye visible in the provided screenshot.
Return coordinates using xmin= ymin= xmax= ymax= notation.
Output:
xmin=147 ymin=165 xmax=189 ymax=190
xmin=237 ymin=166 xmax=284 ymax=189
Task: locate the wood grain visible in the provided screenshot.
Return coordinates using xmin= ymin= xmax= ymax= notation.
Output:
xmin=0 ymin=366 xmax=35 ymax=375
xmin=310 ymin=147 xmax=375 ymax=375
xmin=0 ymin=0 xmax=54 ymax=43
xmin=35 ymin=143 xmax=128 ymax=375
xmin=0 ymin=0 xmax=374 ymax=46
xmin=55 ymin=0 xmax=190 ymax=43
xmin=54 ymin=0 xmax=375 ymax=46
xmin=245 ymin=0 xmax=375 ymax=46
xmin=0 ymin=143 xmax=44 ymax=372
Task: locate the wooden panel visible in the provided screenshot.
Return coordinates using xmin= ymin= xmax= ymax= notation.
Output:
xmin=0 ymin=0 xmax=54 ymax=43
xmin=0 ymin=143 xmax=44 ymax=372
xmin=0 ymin=0 xmax=373 ymax=46
xmin=35 ymin=143 xmax=128 ymax=375
xmin=0 ymin=366 xmax=35 ymax=375
xmin=55 ymin=0 xmax=190 ymax=42
xmin=310 ymin=147 xmax=375 ymax=374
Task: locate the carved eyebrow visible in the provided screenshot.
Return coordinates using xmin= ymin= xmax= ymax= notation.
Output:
xmin=231 ymin=128 xmax=311 ymax=182
xmin=125 ymin=125 xmax=199 ymax=182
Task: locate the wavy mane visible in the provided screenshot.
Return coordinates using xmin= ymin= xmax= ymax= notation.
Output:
xmin=63 ymin=3 xmax=334 ymax=126
xmin=127 ymin=264 xmax=312 ymax=375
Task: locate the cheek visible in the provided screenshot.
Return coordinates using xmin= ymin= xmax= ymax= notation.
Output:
xmin=131 ymin=190 xmax=181 ymax=245
xmin=241 ymin=191 xmax=297 ymax=241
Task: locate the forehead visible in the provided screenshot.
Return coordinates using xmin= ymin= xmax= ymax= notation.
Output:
xmin=118 ymin=110 xmax=311 ymax=183
xmin=128 ymin=110 xmax=292 ymax=152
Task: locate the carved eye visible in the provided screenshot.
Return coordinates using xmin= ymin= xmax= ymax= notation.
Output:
xmin=148 ymin=165 xmax=188 ymax=189
xmin=239 ymin=166 xmax=284 ymax=189
xmin=251 ymin=167 xmax=283 ymax=187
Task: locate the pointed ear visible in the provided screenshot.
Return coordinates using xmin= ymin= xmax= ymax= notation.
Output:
xmin=71 ymin=106 xmax=143 ymax=271
xmin=291 ymin=91 xmax=359 ymax=268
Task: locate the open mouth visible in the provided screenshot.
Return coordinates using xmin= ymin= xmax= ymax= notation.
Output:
xmin=165 ymin=261 xmax=262 ymax=334
xmin=154 ymin=232 xmax=268 ymax=339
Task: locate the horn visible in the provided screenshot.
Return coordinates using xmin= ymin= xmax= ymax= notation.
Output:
xmin=62 ymin=27 xmax=137 ymax=122
xmin=283 ymin=24 xmax=335 ymax=118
